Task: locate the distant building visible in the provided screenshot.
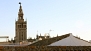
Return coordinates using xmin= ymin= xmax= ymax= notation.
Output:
xmin=14 ymin=2 xmax=27 ymax=43
xmin=36 ymin=33 xmax=50 ymax=40
xmin=31 ymin=33 xmax=91 ymax=46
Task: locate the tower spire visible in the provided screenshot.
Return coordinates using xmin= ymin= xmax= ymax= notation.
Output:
xmin=19 ymin=2 xmax=22 ymax=10
xmin=18 ymin=2 xmax=24 ymax=20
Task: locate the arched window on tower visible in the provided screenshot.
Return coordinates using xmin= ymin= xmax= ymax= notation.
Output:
xmin=18 ymin=25 xmax=21 ymax=28
xmin=18 ymin=25 xmax=20 ymax=28
xmin=20 ymin=25 xmax=21 ymax=28
xmin=21 ymin=23 xmax=23 ymax=28
xmin=22 ymin=32 xmax=23 ymax=40
xmin=24 ymin=25 xmax=26 ymax=28
xmin=20 ymin=17 xmax=22 ymax=19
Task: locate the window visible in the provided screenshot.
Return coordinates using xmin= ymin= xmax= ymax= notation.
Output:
xmin=20 ymin=25 xmax=21 ymax=28
xmin=18 ymin=25 xmax=20 ymax=28
xmin=20 ymin=17 xmax=21 ymax=19
xmin=24 ymin=25 xmax=26 ymax=28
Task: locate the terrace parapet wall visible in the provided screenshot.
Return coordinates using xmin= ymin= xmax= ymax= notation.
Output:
xmin=0 ymin=46 xmax=91 ymax=51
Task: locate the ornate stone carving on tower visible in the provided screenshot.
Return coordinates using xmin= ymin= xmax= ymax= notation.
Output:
xmin=15 ymin=2 xmax=27 ymax=43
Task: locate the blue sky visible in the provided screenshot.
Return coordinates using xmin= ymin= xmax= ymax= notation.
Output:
xmin=0 ymin=0 xmax=91 ymax=41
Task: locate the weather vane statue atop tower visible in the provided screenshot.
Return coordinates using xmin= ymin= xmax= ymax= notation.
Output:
xmin=19 ymin=2 xmax=21 ymax=6
xmin=18 ymin=2 xmax=23 ymax=19
xmin=19 ymin=2 xmax=22 ymax=9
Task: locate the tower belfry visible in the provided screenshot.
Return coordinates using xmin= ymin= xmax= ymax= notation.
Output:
xmin=15 ymin=2 xmax=27 ymax=43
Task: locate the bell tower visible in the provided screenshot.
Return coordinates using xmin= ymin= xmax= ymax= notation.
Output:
xmin=15 ymin=2 xmax=27 ymax=43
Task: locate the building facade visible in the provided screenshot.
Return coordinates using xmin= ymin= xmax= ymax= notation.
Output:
xmin=15 ymin=2 xmax=27 ymax=43
xmin=36 ymin=33 xmax=50 ymax=40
